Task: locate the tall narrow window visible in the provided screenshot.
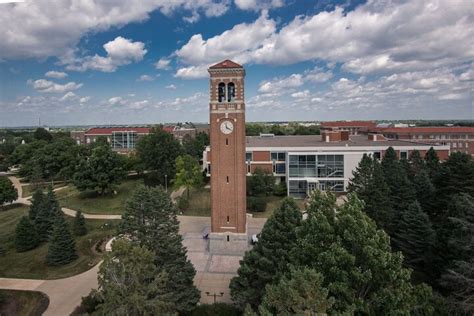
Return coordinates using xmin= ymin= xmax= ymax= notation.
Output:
xmin=226 ymin=138 xmax=228 ymax=145
xmin=227 ymin=216 xmax=230 ymax=223
xmin=226 ymin=176 xmax=229 ymax=183
xmin=227 ymin=235 xmax=230 ymax=242
xmin=218 ymin=82 xmax=226 ymax=102
xmin=227 ymin=82 xmax=235 ymax=102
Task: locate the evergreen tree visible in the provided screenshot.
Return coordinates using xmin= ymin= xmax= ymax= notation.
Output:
xmin=381 ymin=147 xmax=416 ymax=232
xmin=348 ymin=156 xmax=392 ymax=230
xmin=290 ymin=192 xmax=433 ymax=314
xmin=408 ymin=150 xmax=425 ymax=177
xmin=392 ymin=201 xmax=435 ymax=271
xmin=46 ymin=215 xmax=77 ymax=266
xmin=433 ymin=152 xmax=474 ymax=214
xmin=347 ymin=153 xmax=373 ymax=201
xmin=425 ymin=147 xmax=440 ymax=179
xmin=0 ymin=177 xmax=18 ymax=205
xmin=119 ymin=185 xmax=199 ymax=314
xmin=259 ymin=267 xmax=334 ymax=315
xmin=95 ymin=239 xmax=175 ymax=315
xmin=73 ymin=210 xmax=87 ymax=236
xmin=35 ymin=187 xmax=61 ymax=241
xmin=15 ymin=216 xmax=39 ymax=252
xmin=230 ymin=198 xmax=302 ymax=309
xmin=413 ymin=169 xmax=436 ymax=215
xmin=29 ymin=189 xmax=45 ymax=220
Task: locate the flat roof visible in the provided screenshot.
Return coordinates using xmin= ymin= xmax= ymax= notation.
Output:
xmin=374 ymin=127 xmax=474 ymax=134
xmin=245 ymin=135 xmax=444 ymax=148
xmin=321 ymin=120 xmax=376 ymax=128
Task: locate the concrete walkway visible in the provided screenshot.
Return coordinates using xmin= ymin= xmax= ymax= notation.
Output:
xmin=0 ymin=264 xmax=100 ymax=316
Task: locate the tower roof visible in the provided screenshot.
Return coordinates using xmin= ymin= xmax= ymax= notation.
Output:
xmin=209 ymin=59 xmax=243 ymax=69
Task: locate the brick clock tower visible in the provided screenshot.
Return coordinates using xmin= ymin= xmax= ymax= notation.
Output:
xmin=208 ymin=60 xmax=248 ymax=254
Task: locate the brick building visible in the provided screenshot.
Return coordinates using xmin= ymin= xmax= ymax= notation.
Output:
xmin=370 ymin=127 xmax=474 ymax=157
xmin=321 ymin=120 xmax=377 ymax=135
xmin=204 ymin=130 xmax=450 ymax=199
xmin=71 ymin=127 xmax=152 ymax=152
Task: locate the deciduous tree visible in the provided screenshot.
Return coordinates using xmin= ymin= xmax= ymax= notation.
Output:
xmin=73 ymin=144 xmax=126 ymax=195
xmin=174 ymin=155 xmax=203 ymax=200
xmin=0 ymin=177 xmax=17 ymax=205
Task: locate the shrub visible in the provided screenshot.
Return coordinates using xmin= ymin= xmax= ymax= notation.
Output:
xmin=177 ymin=196 xmax=190 ymax=212
xmin=247 ymin=197 xmax=267 ymax=212
xmin=274 ymin=181 xmax=287 ymax=196
xmin=190 ymin=303 xmax=240 ymax=316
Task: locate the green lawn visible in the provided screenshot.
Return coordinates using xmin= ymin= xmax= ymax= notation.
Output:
xmin=55 ymin=179 xmax=143 ymax=215
xmin=0 ymin=290 xmax=49 ymax=316
xmin=21 ymin=183 xmax=66 ymax=198
xmin=0 ymin=204 xmax=118 ymax=280
xmin=182 ymin=187 xmax=305 ymax=218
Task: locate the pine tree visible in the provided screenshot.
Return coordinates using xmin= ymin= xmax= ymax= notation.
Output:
xmin=119 ymin=185 xmax=199 ymax=314
xmin=259 ymin=267 xmax=334 ymax=315
xmin=347 ymin=153 xmax=374 ymax=201
xmin=408 ymin=150 xmax=425 ymax=177
xmin=392 ymin=201 xmax=435 ymax=270
xmin=348 ymin=156 xmax=392 ymax=230
xmin=35 ymin=187 xmax=61 ymax=241
xmin=230 ymin=198 xmax=303 ymax=309
xmin=381 ymin=147 xmax=416 ymax=232
xmin=73 ymin=210 xmax=87 ymax=236
xmin=290 ymin=192 xmax=433 ymax=314
xmin=15 ymin=216 xmax=39 ymax=252
xmin=46 ymin=215 xmax=77 ymax=266
xmin=29 ymin=189 xmax=45 ymax=220
xmin=95 ymin=240 xmax=175 ymax=315
xmin=425 ymin=147 xmax=440 ymax=179
xmin=413 ymin=169 xmax=436 ymax=215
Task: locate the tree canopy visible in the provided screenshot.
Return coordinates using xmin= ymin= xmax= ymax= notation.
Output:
xmin=0 ymin=177 xmax=17 ymax=205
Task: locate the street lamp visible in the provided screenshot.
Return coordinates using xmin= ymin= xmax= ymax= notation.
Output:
xmin=205 ymin=292 xmax=224 ymax=304
xmin=164 ymin=174 xmax=168 ymax=192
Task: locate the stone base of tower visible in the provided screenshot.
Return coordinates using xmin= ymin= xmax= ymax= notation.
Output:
xmin=208 ymin=232 xmax=249 ymax=255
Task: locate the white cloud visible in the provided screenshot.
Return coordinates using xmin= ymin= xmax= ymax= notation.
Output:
xmin=258 ymin=74 xmax=304 ymax=93
xmin=176 ymin=1 xmax=474 ymax=76
xmin=304 ymin=67 xmax=333 ymax=82
xmin=79 ymin=96 xmax=91 ymax=103
xmin=137 ymin=74 xmax=154 ymax=82
xmin=59 ymin=91 xmax=77 ymax=102
xmin=166 ymin=84 xmax=177 ymax=90
xmin=155 ymin=58 xmax=171 ymax=70
xmin=45 ymin=71 xmax=68 ymax=79
xmin=291 ymin=90 xmax=310 ymax=99
xmin=175 ymin=12 xmax=276 ymax=78
xmin=174 ymin=65 xmax=209 ymax=79
xmin=65 ymin=37 xmax=147 ymax=72
xmin=234 ymin=0 xmax=283 ymax=11
xmin=0 ymin=0 xmax=232 ymax=60
xmin=29 ymin=79 xmax=83 ymax=93
xmin=108 ymin=96 xmax=126 ymax=106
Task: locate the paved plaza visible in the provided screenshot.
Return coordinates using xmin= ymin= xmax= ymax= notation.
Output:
xmin=180 ymin=216 xmax=266 ymax=304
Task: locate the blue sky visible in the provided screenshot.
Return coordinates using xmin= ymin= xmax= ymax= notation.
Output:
xmin=0 ymin=0 xmax=473 ymax=127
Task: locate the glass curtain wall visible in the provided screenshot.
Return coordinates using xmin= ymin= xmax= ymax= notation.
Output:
xmin=289 ymin=154 xmax=344 ymax=178
xmin=112 ymin=131 xmax=137 ymax=149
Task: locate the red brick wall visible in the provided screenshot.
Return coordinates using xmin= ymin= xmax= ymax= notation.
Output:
xmin=253 ymin=151 xmax=270 ymax=161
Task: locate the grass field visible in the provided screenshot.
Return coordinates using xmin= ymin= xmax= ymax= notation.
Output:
xmin=55 ymin=178 xmax=142 ymax=215
xmin=21 ymin=183 xmax=66 ymax=198
xmin=0 ymin=290 xmax=49 ymax=316
xmin=182 ymin=187 xmax=305 ymax=218
xmin=0 ymin=204 xmax=118 ymax=280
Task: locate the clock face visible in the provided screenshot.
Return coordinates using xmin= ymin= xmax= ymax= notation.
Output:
xmin=220 ymin=121 xmax=234 ymax=134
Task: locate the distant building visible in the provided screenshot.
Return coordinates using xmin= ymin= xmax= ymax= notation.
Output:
xmin=204 ymin=130 xmax=450 ymax=199
xmin=321 ymin=120 xmax=376 ymax=135
xmin=71 ymin=127 xmax=151 ymax=152
xmin=369 ymin=127 xmax=474 ymax=157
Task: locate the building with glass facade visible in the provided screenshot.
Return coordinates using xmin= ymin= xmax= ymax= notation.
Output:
xmin=204 ymin=131 xmax=451 ymax=199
